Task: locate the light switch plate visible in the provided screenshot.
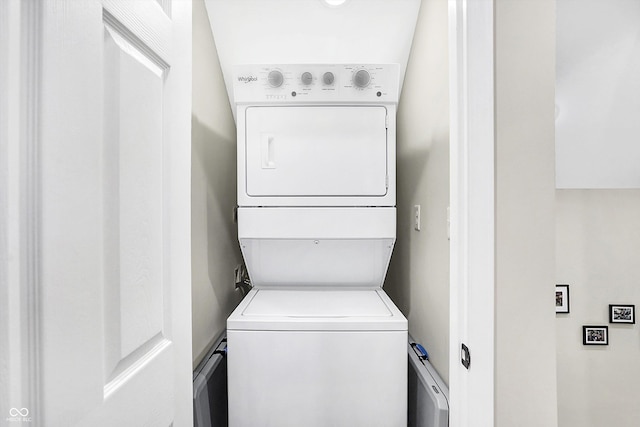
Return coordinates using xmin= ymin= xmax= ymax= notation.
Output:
xmin=414 ymin=204 xmax=421 ymax=231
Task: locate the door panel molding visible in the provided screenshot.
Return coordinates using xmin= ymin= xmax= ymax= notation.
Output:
xmin=103 ymin=15 xmax=168 ymax=389
xmin=102 ymin=0 xmax=171 ymax=66
xmin=103 ymin=9 xmax=170 ymax=71
xmin=104 ymin=336 xmax=171 ymax=398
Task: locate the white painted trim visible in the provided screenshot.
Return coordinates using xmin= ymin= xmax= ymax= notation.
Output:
xmin=0 ymin=0 xmax=42 ymax=422
xmin=449 ymin=0 xmax=495 ymax=426
xmin=166 ymin=1 xmax=194 ymax=424
xmin=0 ymin=0 xmax=12 ymax=418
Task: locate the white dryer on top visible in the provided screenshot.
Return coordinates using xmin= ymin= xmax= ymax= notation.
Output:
xmin=235 ymin=63 xmax=398 ymax=208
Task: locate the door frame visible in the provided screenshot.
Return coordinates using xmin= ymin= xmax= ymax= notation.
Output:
xmin=448 ymin=0 xmax=495 ymax=426
xmin=0 ymin=0 xmax=42 ymax=421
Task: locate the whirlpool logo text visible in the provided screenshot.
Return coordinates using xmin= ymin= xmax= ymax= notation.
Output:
xmin=237 ymin=75 xmax=258 ymax=83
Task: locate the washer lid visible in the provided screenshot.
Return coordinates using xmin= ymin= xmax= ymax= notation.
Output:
xmin=227 ymin=289 xmax=407 ymax=331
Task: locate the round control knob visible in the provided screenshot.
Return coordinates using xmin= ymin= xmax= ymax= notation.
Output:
xmin=322 ymin=72 xmax=335 ymax=85
xmin=301 ymin=72 xmax=313 ymax=85
xmin=267 ymin=70 xmax=284 ymax=88
xmin=353 ymin=69 xmax=371 ymax=88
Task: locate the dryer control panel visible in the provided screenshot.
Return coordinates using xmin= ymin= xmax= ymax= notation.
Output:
xmin=233 ymin=64 xmax=400 ymax=104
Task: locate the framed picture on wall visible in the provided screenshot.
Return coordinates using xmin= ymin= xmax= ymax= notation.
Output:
xmin=583 ymin=326 xmax=609 ymax=345
xmin=609 ymin=304 xmax=635 ymax=324
xmin=555 ymin=284 xmax=570 ymax=314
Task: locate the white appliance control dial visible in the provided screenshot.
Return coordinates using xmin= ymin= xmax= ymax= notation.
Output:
xmin=301 ymin=72 xmax=313 ymax=85
xmin=267 ymin=70 xmax=284 ymax=87
xmin=322 ymin=72 xmax=335 ymax=85
xmin=353 ymin=69 xmax=371 ymax=88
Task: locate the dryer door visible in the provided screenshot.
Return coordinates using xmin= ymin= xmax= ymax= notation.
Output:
xmin=245 ymin=106 xmax=388 ymax=197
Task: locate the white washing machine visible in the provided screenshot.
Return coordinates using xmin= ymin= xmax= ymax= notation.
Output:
xmin=228 ymin=64 xmax=407 ymax=427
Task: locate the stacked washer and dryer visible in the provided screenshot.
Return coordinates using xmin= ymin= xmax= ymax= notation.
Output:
xmin=227 ymin=64 xmax=407 ymax=427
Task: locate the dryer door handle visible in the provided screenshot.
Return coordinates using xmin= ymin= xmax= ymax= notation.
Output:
xmin=261 ymin=133 xmax=276 ymax=169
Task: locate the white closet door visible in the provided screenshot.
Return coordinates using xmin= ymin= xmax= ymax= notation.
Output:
xmin=31 ymin=1 xmax=192 ymax=425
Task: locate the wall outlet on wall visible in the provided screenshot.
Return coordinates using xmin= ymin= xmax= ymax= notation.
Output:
xmin=414 ymin=204 xmax=421 ymax=231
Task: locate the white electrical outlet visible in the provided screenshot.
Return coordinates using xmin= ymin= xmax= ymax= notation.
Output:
xmin=414 ymin=205 xmax=421 ymax=231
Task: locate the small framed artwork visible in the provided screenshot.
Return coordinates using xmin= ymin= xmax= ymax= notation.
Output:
xmin=583 ymin=326 xmax=609 ymax=345
xmin=555 ymin=284 xmax=570 ymax=314
xmin=609 ymin=304 xmax=635 ymax=324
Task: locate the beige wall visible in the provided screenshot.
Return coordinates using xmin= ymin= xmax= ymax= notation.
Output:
xmin=556 ymin=190 xmax=640 ymax=427
xmin=555 ymin=0 xmax=640 ymax=189
xmin=191 ymin=0 xmax=242 ymax=367
xmin=494 ymin=0 xmax=558 ymax=425
xmin=386 ymin=0 xmax=450 ymax=383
